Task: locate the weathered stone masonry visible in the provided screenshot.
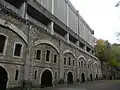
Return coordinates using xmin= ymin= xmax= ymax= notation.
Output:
xmin=0 ymin=0 xmax=102 ymax=88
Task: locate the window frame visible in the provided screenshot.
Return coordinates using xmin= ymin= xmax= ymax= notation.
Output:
xmin=53 ymin=54 xmax=58 ymax=64
xmin=15 ymin=69 xmax=19 ymax=80
xmin=68 ymin=57 xmax=71 ymax=66
xmin=35 ymin=50 xmax=42 ymax=61
xmin=45 ymin=49 xmax=51 ymax=63
xmin=64 ymin=57 xmax=67 ymax=66
xmin=73 ymin=59 xmax=75 ymax=66
xmin=34 ymin=70 xmax=37 ymax=79
xmin=13 ymin=42 xmax=23 ymax=58
xmin=0 ymin=33 xmax=8 ymax=55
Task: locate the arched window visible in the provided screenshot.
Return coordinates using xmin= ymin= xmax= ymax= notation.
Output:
xmin=0 ymin=35 xmax=6 ymax=53
xmin=14 ymin=43 xmax=23 ymax=57
xmin=15 ymin=70 xmax=19 ymax=80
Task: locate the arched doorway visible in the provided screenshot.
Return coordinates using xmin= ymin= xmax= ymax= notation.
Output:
xmin=67 ymin=72 xmax=73 ymax=84
xmin=41 ymin=70 xmax=52 ymax=87
xmin=81 ymin=73 xmax=85 ymax=83
xmin=0 ymin=66 xmax=8 ymax=90
xmin=90 ymin=73 xmax=93 ymax=81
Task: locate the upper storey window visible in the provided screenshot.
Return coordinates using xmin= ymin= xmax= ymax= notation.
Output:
xmin=0 ymin=35 xmax=6 ymax=53
xmin=68 ymin=57 xmax=71 ymax=66
xmin=4 ymin=0 xmax=24 ymax=8
xmin=53 ymin=54 xmax=57 ymax=64
xmin=46 ymin=50 xmax=50 ymax=62
xmin=13 ymin=43 xmax=23 ymax=57
xmin=36 ymin=50 xmax=41 ymax=60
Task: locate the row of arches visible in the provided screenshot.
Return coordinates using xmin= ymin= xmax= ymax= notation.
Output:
xmin=0 ymin=65 xmax=100 ymax=88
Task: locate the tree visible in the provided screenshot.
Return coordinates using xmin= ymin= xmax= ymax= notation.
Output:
xmin=95 ymin=39 xmax=120 ymax=67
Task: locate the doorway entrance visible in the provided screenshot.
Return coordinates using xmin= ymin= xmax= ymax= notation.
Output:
xmin=90 ymin=73 xmax=93 ymax=81
xmin=0 ymin=66 xmax=8 ymax=90
xmin=41 ymin=70 xmax=52 ymax=87
xmin=67 ymin=72 xmax=73 ymax=84
xmin=81 ymin=73 xmax=85 ymax=83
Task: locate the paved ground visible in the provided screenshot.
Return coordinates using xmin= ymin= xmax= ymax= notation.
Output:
xmin=32 ymin=80 xmax=120 ymax=90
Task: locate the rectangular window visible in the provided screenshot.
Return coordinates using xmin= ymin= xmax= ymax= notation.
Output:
xmin=64 ymin=58 xmax=66 ymax=65
xmin=54 ymin=54 xmax=57 ymax=64
xmin=81 ymin=61 xmax=83 ymax=68
xmin=34 ymin=71 xmax=37 ymax=79
xmin=14 ymin=44 xmax=22 ymax=56
xmin=79 ymin=62 xmax=80 ymax=68
xmin=0 ymin=35 xmax=6 ymax=53
xmin=46 ymin=50 xmax=50 ymax=62
xmin=68 ymin=57 xmax=71 ymax=65
xmin=15 ymin=70 xmax=18 ymax=80
xmin=36 ymin=50 xmax=41 ymax=60
xmin=73 ymin=60 xmax=75 ymax=66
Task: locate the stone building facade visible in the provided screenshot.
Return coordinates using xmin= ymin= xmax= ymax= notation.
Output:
xmin=0 ymin=0 xmax=102 ymax=89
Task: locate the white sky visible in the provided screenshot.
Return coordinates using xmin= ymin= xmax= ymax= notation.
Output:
xmin=69 ymin=0 xmax=120 ymax=44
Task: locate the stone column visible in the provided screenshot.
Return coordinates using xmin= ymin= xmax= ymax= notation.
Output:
xmin=59 ymin=41 xmax=64 ymax=84
xmin=65 ymin=33 xmax=69 ymax=43
xmin=19 ymin=2 xmax=26 ymax=18
xmin=66 ymin=3 xmax=69 ymax=27
xmin=23 ymin=25 xmax=35 ymax=89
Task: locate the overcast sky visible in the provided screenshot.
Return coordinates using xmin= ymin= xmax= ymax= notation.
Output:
xmin=69 ymin=0 xmax=120 ymax=44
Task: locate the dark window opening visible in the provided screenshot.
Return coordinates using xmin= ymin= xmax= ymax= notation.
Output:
xmin=69 ymin=34 xmax=77 ymax=44
xmin=46 ymin=50 xmax=50 ymax=62
xmin=15 ymin=70 xmax=18 ymax=80
xmin=27 ymin=4 xmax=51 ymax=27
xmin=4 ymin=0 xmax=24 ymax=8
xmin=86 ymin=47 xmax=91 ymax=53
xmin=79 ymin=42 xmax=85 ymax=49
xmin=79 ymin=62 xmax=80 ymax=68
xmin=73 ymin=60 xmax=75 ymax=66
xmin=0 ymin=35 xmax=6 ymax=53
xmin=36 ymin=50 xmax=41 ymax=60
xmin=34 ymin=71 xmax=37 ymax=79
xmin=14 ymin=44 xmax=22 ymax=57
xmin=92 ymin=50 xmax=94 ymax=55
xmin=54 ymin=54 xmax=57 ymax=64
xmin=54 ymin=24 xmax=67 ymax=37
xmin=68 ymin=57 xmax=71 ymax=65
xmin=64 ymin=58 xmax=66 ymax=65
xmin=81 ymin=61 xmax=83 ymax=68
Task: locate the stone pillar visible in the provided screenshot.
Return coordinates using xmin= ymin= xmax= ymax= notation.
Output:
xmin=65 ymin=33 xmax=69 ymax=43
xmin=59 ymin=41 xmax=64 ymax=84
xmin=84 ymin=46 xmax=87 ymax=51
xmin=48 ymin=22 xmax=54 ymax=35
xmin=76 ymin=41 xmax=79 ymax=47
xmin=66 ymin=3 xmax=69 ymax=27
xmin=52 ymin=0 xmax=54 ymax=14
xmin=23 ymin=25 xmax=34 ymax=89
xmin=19 ymin=2 xmax=26 ymax=18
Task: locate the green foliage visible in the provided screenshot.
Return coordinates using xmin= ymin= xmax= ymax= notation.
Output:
xmin=95 ymin=39 xmax=120 ymax=67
